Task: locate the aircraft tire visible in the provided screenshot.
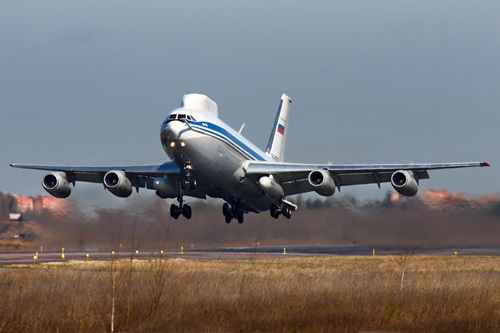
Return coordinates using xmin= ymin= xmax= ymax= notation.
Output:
xmin=222 ymin=203 xmax=231 ymax=216
xmin=170 ymin=204 xmax=180 ymax=219
xmin=237 ymin=211 xmax=244 ymax=224
xmin=225 ymin=214 xmax=232 ymax=224
xmin=270 ymin=205 xmax=280 ymax=219
xmin=182 ymin=204 xmax=192 ymax=219
xmin=283 ymin=207 xmax=292 ymax=219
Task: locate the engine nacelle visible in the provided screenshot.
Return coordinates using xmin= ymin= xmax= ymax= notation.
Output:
xmin=153 ymin=177 xmax=177 ymax=198
xmin=258 ymin=176 xmax=284 ymax=198
xmin=103 ymin=170 xmax=133 ymax=198
xmin=391 ymin=170 xmax=418 ymax=196
xmin=42 ymin=172 xmax=71 ymax=198
xmin=308 ymin=170 xmax=336 ymax=196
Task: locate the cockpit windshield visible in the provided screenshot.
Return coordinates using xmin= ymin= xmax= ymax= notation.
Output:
xmin=167 ymin=114 xmax=196 ymax=123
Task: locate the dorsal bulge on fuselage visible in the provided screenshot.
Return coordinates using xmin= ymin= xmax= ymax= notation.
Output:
xmin=181 ymin=93 xmax=218 ymax=117
xmin=161 ymin=93 xmax=218 ymax=132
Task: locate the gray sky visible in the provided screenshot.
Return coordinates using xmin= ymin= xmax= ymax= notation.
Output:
xmin=1 ymin=0 xmax=498 ymax=203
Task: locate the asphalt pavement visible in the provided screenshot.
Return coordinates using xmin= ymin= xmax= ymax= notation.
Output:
xmin=0 ymin=244 xmax=498 ymax=265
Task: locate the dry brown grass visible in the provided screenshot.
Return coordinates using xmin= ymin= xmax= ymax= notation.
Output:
xmin=0 ymin=255 xmax=498 ymax=332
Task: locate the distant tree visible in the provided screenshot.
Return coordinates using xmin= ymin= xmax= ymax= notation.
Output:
xmin=305 ymin=198 xmax=332 ymax=209
xmin=0 ymin=192 xmax=17 ymax=221
xmin=489 ymin=202 xmax=500 ymax=218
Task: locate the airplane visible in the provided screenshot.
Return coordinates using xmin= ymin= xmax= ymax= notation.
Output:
xmin=10 ymin=93 xmax=489 ymax=223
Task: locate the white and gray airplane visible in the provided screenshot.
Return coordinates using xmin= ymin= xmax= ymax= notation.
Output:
xmin=10 ymin=93 xmax=489 ymax=223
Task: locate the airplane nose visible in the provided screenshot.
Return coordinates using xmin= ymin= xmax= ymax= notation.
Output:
xmin=161 ymin=120 xmax=187 ymax=141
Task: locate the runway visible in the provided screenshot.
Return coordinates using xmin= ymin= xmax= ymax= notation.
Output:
xmin=0 ymin=244 xmax=498 ymax=265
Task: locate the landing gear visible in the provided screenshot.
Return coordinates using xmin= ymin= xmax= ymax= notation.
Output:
xmin=170 ymin=190 xmax=192 ymax=220
xmin=170 ymin=203 xmax=192 ymax=219
xmin=223 ymin=203 xmax=232 ymax=223
xmin=270 ymin=204 xmax=280 ymax=219
xmin=269 ymin=201 xmax=296 ymax=219
xmin=222 ymin=202 xmax=245 ymax=224
xmin=182 ymin=204 xmax=192 ymax=219
xmin=182 ymin=162 xmax=196 ymax=190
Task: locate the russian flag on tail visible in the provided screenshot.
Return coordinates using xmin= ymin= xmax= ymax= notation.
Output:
xmin=277 ymin=124 xmax=285 ymax=135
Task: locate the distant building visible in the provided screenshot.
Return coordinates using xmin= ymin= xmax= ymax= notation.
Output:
xmin=13 ymin=195 xmax=64 ymax=213
xmin=390 ymin=190 xmax=500 ymax=209
xmin=9 ymin=213 xmax=22 ymax=221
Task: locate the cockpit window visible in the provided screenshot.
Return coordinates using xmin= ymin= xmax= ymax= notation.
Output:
xmin=167 ymin=113 xmax=196 ymax=123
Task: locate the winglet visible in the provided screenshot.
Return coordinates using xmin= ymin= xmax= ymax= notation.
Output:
xmin=265 ymin=93 xmax=292 ymax=162
xmin=481 ymin=162 xmax=490 ymax=167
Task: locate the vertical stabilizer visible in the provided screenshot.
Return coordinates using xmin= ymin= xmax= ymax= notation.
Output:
xmin=266 ymin=93 xmax=292 ymax=162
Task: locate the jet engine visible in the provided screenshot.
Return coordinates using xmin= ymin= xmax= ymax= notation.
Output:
xmin=308 ymin=170 xmax=336 ymax=196
xmin=103 ymin=171 xmax=133 ymax=198
xmin=258 ymin=176 xmax=284 ymax=198
xmin=42 ymin=172 xmax=71 ymax=198
xmin=391 ymin=170 xmax=418 ymax=196
xmin=153 ymin=177 xmax=177 ymax=198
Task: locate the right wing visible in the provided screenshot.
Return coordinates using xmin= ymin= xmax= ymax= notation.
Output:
xmin=245 ymin=161 xmax=489 ymax=195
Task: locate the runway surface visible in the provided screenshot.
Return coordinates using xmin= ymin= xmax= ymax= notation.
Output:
xmin=0 ymin=244 xmax=498 ymax=265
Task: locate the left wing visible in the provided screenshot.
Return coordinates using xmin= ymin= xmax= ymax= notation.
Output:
xmin=245 ymin=161 xmax=490 ymax=195
xmin=9 ymin=162 xmax=206 ymax=199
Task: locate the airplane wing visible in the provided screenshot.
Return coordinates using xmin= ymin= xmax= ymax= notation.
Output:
xmin=9 ymin=162 xmax=206 ymax=199
xmin=245 ymin=161 xmax=490 ymax=196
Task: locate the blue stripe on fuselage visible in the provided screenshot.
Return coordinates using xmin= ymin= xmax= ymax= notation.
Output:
xmin=191 ymin=122 xmax=267 ymax=161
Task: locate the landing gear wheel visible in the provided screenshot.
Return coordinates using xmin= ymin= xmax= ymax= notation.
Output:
xmin=223 ymin=203 xmax=232 ymax=223
xmin=170 ymin=204 xmax=181 ymax=219
xmin=237 ymin=211 xmax=244 ymax=224
xmin=222 ymin=202 xmax=245 ymax=223
xmin=182 ymin=204 xmax=192 ymax=219
xmin=270 ymin=204 xmax=280 ymax=219
xmin=222 ymin=203 xmax=230 ymax=216
xmin=283 ymin=206 xmax=292 ymax=219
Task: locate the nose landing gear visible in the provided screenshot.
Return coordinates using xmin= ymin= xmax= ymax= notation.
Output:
xmin=170 ymin=187 xmax=192 ymax=220
xmin=171 ymin=162 xmax=197 ymax=220
xmin=182 ymin=162 xmax=196 ymax=190
xmin=170 ymin=202 xmax=192 ymax=219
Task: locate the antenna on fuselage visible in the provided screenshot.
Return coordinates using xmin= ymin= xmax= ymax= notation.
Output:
xmin=238 ymin=123 xmax=246 ymax=134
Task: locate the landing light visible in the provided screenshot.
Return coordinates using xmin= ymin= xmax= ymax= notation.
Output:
xmin=180 ymin=142 xmax=186 ymax=147
xmin=170 ymin=142 xmax=175 ymax=148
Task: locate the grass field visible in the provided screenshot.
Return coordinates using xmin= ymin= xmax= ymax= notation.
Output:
xmin=0 ymin=255 xmax=498 ymax=332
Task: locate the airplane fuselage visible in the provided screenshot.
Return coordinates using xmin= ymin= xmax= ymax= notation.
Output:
xmin=161 ymin=108 xmax=275 ymax=213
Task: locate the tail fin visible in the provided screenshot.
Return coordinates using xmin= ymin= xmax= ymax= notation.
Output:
xmin=265 ymin=93 xmax=292 ymax=162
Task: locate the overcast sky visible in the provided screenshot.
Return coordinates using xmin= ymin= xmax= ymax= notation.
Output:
xmin=1 ymin=1 xmax=498 ymax=204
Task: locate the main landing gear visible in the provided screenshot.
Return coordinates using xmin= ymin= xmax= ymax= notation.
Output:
xmin=222 ymin=202 xmax=245 ymax=224
xmin=269 ymin=201 xmax=297 ymax=219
